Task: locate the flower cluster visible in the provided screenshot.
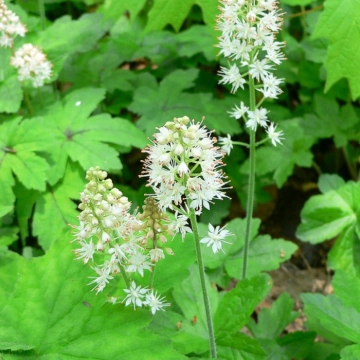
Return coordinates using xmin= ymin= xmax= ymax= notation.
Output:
xmin=72 ymin=167 xmax=171 ymax=314
xmin=0 ymin=0 xmax=26 ymax=48
xmin=216 ymin=0 xmax=285 ymax=148
xmin=142 ymin=116 xmax=233 ymax=253
xmin=142 ymin=116 xmax=229 ymax=213
xmin=11 ymin=43 xmax=52 ymax=87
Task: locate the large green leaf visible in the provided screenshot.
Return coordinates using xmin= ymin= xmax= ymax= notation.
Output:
xmin=214 ymin=274 xmax=271 ymax=341
xmin=0 ymin=118 xmax=51 ymax=215
xmin=145 ymin=0 xmax=219 ymax=38
xmin=312 ymin=0 xmax=360 ymax=100
xmin=248 ymin=292 xmax=299 ymax=340
xmin=0 ymin=236 xmax=185 ymax=359
xmin=150 ymin=265 xmax=218 ymax=355
xmin=241 ymin=119 xmax=314 ymax=187
xmin=296 ymin=181 xmax=360 ymax=244
xmin=39 ymin=87 xmax=146 ymax=185
xmin=129 ymin=69 xmax=241 ymax=136
xmin=302 ymin=293 xmax=360 ymax=344
xmin=32 ymin=162 xmax=85 ymax=250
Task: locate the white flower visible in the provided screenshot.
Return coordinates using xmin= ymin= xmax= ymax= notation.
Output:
xmin=249 ymin=59 xmax=274 ymax=81
xmin=0 ymin=1 xmax=27 ymax=48
xmin=142 ymin=117 xmax=229 ymax=214
xmin=219 ymin=64 xmax=246 ymax=93
xmin=73 ymin=239 xmax=95 ymax=264
xmin=149 ymin=248 xmax=165 ymax=262
xmin=10 ymin=43 xmax=52 ymax=87
xmin=200 ymin=223 xmax=232 ymax=254
xmin=123 ymin=281 xmax=148 ymax=310
xmin=229 ymin=101 xmax=249 ymax=120
xmin=126 ymin=252 xmax=152 ymax=277
xmin=266 ymin=122 xmax=284 ymax=146
xmin=88 ymin=265 xmax=114 ymax=294
xmin=219 ymin=134 xmax=233 ymax=155
xmin=172 ymin=212 xmax=192 ymax=240
xmin=246 ymin=108 xmax=268 ymax=131
xmin=144 ymin=291 xmax=170 ymax=315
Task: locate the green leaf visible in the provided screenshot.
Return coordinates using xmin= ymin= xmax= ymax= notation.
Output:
xmin=276 ymin=331 xmax=316 ymax=359
xmin=33 ymin=162 xmax=85 ymax=250
xmin=296 ymin=181 xmax=360 ymax=244
xmin=248 ymin=292 xmax=299 ymax=339
xmin=302 ymin=293 xmax=360 ymax=343
xmin=145 ymin=0 xmax=219 ymax=41
xmin=318 ymin=174 xmax=346 ymax=194
xmin=340 ymin=344 xmax=360 ymax=360
xmin=327 ymin=226 xmax=356 ymax=273
xmin=37 ymin=13 xmax=109 ymax=78
xmin=214 ymin=274 xmax=271 ymax=340
xmin=40 ymin=88 xmax=141 ymax=184
xmin=177 ymin=25 xmax=216 ymax=61
xmin=0 ymin=118 xmax=50 ymax=207
xmin=151 ymin=265 xmax=218 ymax=355
xmin=0 ymin=226 xmax=18 ymax=247
xmin=312 ymin=0 xmax=360 ymax=100
xmin=225 ymin=234 xmax=297 ymax=280
xmin=146 ymin=0 xmax=194 ymax=32
xmin=332 ymin=271 xmax=360 ymax=313
xmin=0 ymin=48 xmax=22 ymax=113
xmin=173 ymin=265 xmax=219 ymax=338
xmin=99 ymin=0 xmax=147 ymax=21
xmin=242 ymin=119 xmax=314 ymax=187
xmin=217 ymin=333 xmax=267 ymax=360
xmin=300 ymin=95 xmax=359 ymax=147
xmin=0 ymin=236 xmax=185 ymax=359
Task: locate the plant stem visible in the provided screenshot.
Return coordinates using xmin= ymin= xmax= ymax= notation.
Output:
xmin=23 ymin=86 xmax=33 ymax=115
xmin=188 ymin=207 xmax=217 ymax=358
xmin=149 ymin=264 xmax=156 ymax=289
xmin=38 ymin=0 xmax=46 ymax=30
xmin=120 ymin=266 xmax=130 ymax=289
xmin=242 ymin=61 xmax=256 ymax=280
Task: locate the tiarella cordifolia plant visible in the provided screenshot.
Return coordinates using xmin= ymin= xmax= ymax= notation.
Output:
xmin=0 ymin=0 xmax=26 ymax=47
xmin=0 ymin=1 xmax=52 ymax=89
xmin=216 ymin=0 xmax=286 ymax=280
xmin=11 ymin=43 xmax=52 ymax=87
xmin=217 ymin=0 xmax=285 ymax=144
xmin=72 ymin=167 xmax=171 ymax=314
xmin=142 ymin=116 xmax=233 ymax=357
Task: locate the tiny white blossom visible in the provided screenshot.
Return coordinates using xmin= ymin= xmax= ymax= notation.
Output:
xmin=246 ymin=108 xmax=268 ymax=131
xmin=144 ymin=291 xmax=170 ymax=315
xmin=200 ymin=223 xmax=232 ymax=254
xmin=123 ymin=281 xmax=148 ymax=310
xmin=266 ymin=122 xmax=284 ymax=146
xmin=219 ymin=134 xmax=233 ymax=155
xmin=219 ymin=64 xmax=246 ymax=93
xmin=228 ymin=101 xmax=249 ymax=120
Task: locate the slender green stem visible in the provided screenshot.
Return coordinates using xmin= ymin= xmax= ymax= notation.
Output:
xmin=38 ymin=0 xmax=46 ymax=30
xmin=342 ymin=146 xmax=357 ymax=181
xmin=149 ymin=262 xmax=156 ymax=289
xmin=23 ymin=86 xmax=33 ymax=115
xmin=188 ymin=207 xmax=217 ymax=358
xmin=242 ymin=60 xmax=257 ymax=280
xmin=120 ymin=266 xmax=130 ymax=289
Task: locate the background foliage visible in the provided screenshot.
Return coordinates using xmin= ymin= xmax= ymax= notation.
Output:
xmin=1 ymin=0 xmax=360 ymax=359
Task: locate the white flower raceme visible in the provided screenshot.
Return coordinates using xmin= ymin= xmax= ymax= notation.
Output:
xmin=217 ymin=0 xmax=285 ymax=145
xmin=72 ymin=167 xmax=171 ymax=312
xmin=10 ymin=43 xmax=52 ymax=87
xmin=142 ymin=116 xmax=230 ymax=213
xmin=0 ymin=0 xmax=26 ymax=48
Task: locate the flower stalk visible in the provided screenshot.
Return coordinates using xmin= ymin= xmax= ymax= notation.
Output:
xmin=189 ymin=206 xmax=217 ymax=358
